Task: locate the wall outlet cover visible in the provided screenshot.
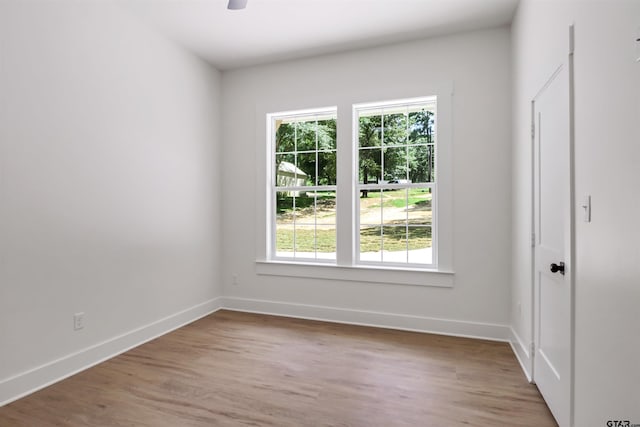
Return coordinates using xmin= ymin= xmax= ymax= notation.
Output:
xmin=73 ymin=312 xmax=85 ymax=331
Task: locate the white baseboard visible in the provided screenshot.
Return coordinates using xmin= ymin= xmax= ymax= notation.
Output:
xmin=1 ymin=296 xmax=521 ymax=408
xmin=509 ymin=326 xmax=533 ymax=382
xmin=221 ymin=296 xmax=510 ymax=342
xmin=0 ymin=297 xmax=223 ymax=407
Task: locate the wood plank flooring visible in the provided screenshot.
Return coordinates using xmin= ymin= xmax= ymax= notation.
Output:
xmin=0 ymin=310 xmax=557 ymax=426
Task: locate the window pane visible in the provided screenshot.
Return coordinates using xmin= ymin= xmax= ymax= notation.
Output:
xmin=359 ymin=115 xmax=382 ymax=147
xmin=384 ymin=147 xmax=408 ymax=182
xmin=315 ymin=192 xmax=336 ymax=226
xmin=359 ymin=148 xmax=381 ymax=184
xmin=315 ymin=225 xmax=336 ymax=260
xmin=317 ymin=119 xmax=337 ymax=151
xmin=383 ymin=112 xmax=407 ymax=146
xmin=407 ymin=188 xmax=433 ymax=225
xmin=296 ymin=153 xmax=316 ymax=186
xmin=359 ymin=189 xmax=382 ymax=226
xmin=275 ymin=121 xmax=296 ymax=152
xmin=275 ymin=224 xmax=294 ymax=256
xmin=407 ymin=226 xmax=433 ymax=264
xmin=353 ymin=188 xmax=435 ymax=265
xmin=408 ymin=109 xmax=435 ymax=145
xmin=409 ymin=145 xmax=435 ymax=183
xmin=381 ymin=188 xmax=408 ymax=226
xmin=275 ymin=154 xmax=295 ymax=187
xmin=292 ymin=193 xmax=315 ymax=221
xmin=317 ymin=151 xmax=336 ymax=185
xmin=275 ymin=193 xmax=300 ymax=222
xmin=382 ymin=226 xmax=408 ymax=263
xmin=360 ymin=225 xmax=382 ymax=263
xmin=294 ymin=224 xmax=315 ymax=255
xmin=294 ymin=191 xmax=336 ymax=226
xmin=275 ymin=193 xmax=296 ymax=256
xmin=277 ymin=192 xmax=336 ymax=260
xmin=296 ymin=121 xmax=316 ymax=151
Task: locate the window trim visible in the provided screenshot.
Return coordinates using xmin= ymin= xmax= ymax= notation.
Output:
xmin=255 ymin=260 xmax=454 ymax=288
xmin=256 ymin=82 xmax=454 ymax=286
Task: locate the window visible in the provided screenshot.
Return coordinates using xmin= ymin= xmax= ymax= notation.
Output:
xmin=265 ymin=94 xmax=450 ymax=277
xmin=270 ymin=108 xmax=337 ymax=261
xmin=356 ymin=97 xmax=437 ymax=267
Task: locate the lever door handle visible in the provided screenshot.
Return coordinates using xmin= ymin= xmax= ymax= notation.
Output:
xmin=550 ymin=262 xmax=565 ymax=275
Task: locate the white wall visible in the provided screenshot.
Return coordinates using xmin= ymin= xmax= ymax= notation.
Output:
xmin=221 ymin=28 xmax=513 ymax=338
xmin=511 ymin=0 xmax=640 ymax=424
xmin=0 ymin=0 xmax=222 ymax=404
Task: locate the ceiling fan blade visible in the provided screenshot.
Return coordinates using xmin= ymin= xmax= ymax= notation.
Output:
xmin=227 ymin=0 xmax=248 ymax=10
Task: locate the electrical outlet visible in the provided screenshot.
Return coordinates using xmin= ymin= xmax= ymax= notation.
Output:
xmin=232 ymin=274 xmax=238 ymax=286
xmin=74 ymin=312 xmax=85 ymax=331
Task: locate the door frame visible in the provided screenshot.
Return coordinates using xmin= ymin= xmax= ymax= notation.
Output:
xmin=530 ymin=24 xmax=576 ymax=427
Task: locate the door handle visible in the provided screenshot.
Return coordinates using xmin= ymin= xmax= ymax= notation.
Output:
xmin=550 ymin=262 xmax=565 ymax=275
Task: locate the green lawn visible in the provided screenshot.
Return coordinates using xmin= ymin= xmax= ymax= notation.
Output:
xmin=370 ymin=188 xmax=432 ymax=209
xmin=359 ymin=225 xmax=431 ymax=252
xmin=275 ymin=188 xmax=432 ymax=253
xmin=276 ymin=226 xmax=431 ymax=253
xmin=276 ymin=228 xmax=336 ymax=252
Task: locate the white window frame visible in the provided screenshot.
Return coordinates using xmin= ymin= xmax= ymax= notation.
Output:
xmin=267 ymin=107 xmax=338 ymax=263
xmin=353 ymin=97 xmax=438 ymax=269
xmin=256 ymin=83 xmax=453 ymax=287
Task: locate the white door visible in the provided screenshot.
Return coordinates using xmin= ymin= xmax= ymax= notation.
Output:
xmin=532 ymin=55 xmax=574 ymax=426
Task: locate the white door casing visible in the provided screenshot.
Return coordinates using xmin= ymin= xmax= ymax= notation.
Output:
xmin=532 ymin=27 xmax=575 ymax=427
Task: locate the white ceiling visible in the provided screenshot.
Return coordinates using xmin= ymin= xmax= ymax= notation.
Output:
xmin=120 ymin=0 xmax=519 ymax=70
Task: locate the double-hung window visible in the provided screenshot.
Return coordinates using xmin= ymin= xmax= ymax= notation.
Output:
xmin=271 ymin=108 xmax=338 ymax=261
xmin=266 ymin=95 xmax=448 ymax=275
xmin=355 ymin=97 xmax=437 ymax=267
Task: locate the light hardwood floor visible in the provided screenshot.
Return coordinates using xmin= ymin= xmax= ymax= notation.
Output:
xmin=0 ymin=310 xmax=557 ymax=426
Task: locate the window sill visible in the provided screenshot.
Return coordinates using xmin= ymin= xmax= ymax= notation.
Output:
xmin=255 ymin=260 xmax=454 ymax=288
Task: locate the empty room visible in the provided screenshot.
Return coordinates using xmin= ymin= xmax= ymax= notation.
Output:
xmin=0 ymin=0 xmax=638 ymax=426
